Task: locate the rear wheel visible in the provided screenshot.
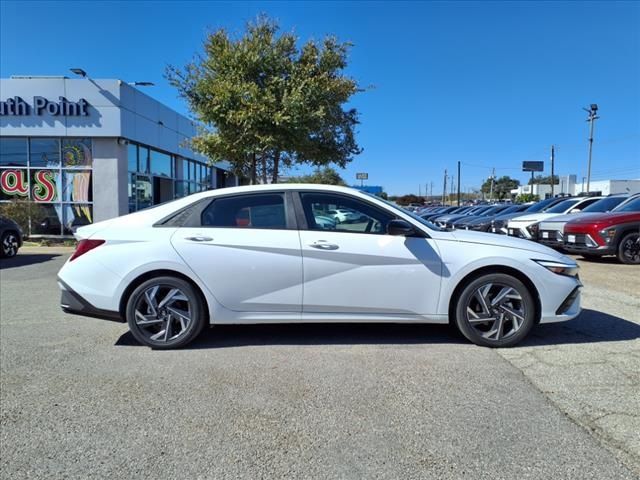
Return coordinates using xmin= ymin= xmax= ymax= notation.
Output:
xmin=617 ymin=232 xmax=640 ymax=265
xmin=1 ymin=231 xmax=20 ymax=258
xmin=454 ymin=273 xmax=536 ymax=347
xmin=126 ymin=276 xmax=206 ymax=349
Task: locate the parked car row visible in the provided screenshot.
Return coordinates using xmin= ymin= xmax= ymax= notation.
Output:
xmin=416 ymin=194 xmax=640 ymax=264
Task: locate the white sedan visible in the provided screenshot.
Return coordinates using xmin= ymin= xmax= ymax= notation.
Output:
xmin=58 ymin=184 xmax=582 ymax=349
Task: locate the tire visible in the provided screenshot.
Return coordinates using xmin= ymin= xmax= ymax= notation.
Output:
xmin=126 ymin=276 xmax=207 ymax=349
xmin=617 ymin=231 xmax=640 ymax=265
xmin=454 ymin=273 xmax=536 ymax=348
xmin=1 ymin=231 xmax=20 ymax=258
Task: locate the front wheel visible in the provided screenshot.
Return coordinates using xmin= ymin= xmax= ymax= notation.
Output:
xmin=1 ymin=231 xmax=20 ymax=258
xmin=454 ymin=273 xmax=536 ymax=347
xmin=126 ymin=276 xmax=206 ymax=349
xmin=617 ymin=232 xmax=640 ymax=265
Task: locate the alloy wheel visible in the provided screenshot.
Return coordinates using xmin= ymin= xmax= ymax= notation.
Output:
xmin=133 ymin=285 xmax=193 ymax=343
xmin=465 ymin=282 xmax=527 ymax=341
xmin=621 ymin=235 xmax=640 ymax=264
xmin=2 ymin=233 xmax=19 ymax=257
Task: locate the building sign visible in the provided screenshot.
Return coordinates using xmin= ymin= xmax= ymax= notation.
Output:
xmin=0 ymin=96 xmax=89 ymax=116
xmin=522 ymin=161 xmax=544 ymax=172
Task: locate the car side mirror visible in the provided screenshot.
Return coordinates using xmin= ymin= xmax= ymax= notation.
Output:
xmin=387 ymin=219 xmax=417 ymax=236
xmin=569 ymin=208 xmax=580 ymax=213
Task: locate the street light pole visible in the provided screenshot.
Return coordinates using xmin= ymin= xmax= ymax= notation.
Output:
xmin=584 ymin=104 xmax=599 ymax=194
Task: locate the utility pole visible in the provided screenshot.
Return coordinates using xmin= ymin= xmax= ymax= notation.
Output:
xmin=442 ymin=170 xmax=447 ymax=205
xmin=419 ymin=184 xmax=422 ymax=197
xmin=550 ymin=145 xmax=555 ymax=197
xmin=457 ymin=161 xmax=461 ymax=206
xmin=584 ymin=104 xmax=599 ymax=193
xmin=430 ymin=182 xmax=433 ymax=201
xmin=489 ymin=168 xmax=495 ymax=202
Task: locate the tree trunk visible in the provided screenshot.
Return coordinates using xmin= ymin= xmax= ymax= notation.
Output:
xmin=261 ymin=155 xmax=268 ymax=184
xmin=272 ymin=151 xmax=281 ymax=184
xmin=250 ymin=153 xmax=257 ymax=185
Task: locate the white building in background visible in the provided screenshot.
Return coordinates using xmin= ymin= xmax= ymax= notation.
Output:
xmin=511 ymin=175 xmax=640 ymax=198
xmin=1 ymin=76 xmax=236 ymax=237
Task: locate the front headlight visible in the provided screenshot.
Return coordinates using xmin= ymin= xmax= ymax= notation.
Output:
xmin=534 ymin=259 xmax=580 ymax=278
xmin=527 ymin=223 xmax=540 ymax=237
xmin=599 ymin=227 xmax=616 ymax=244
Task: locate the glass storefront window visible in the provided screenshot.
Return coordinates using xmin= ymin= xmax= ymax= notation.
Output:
xmin=31 ymin=203 xmax=63 ymax=236
xmin=135 ymin=175 xmax=152 ymax=210
xmin=30 ymin=169 xmax=60 ymax=202
xmin=138 ymin=147 xmax=150 ymax=174
xmin=0 ymin=138 xmax=28 ymax=166
xmin=29 ymin=138 xmax=60 ymax=167
xmin=0 ymin=168 xmax=29 ymax=200
xmin=62 ymin=171 xmax=92 ymax=203
xmin=62 ymin=204 xmax=93 ymax=235
xmin=127 ymin=144 xmax=138 ymax=172
xmin=150 ymin=150 xmax=171 ymax=177
xmin=62 ymin=138 xmax=92 ymax=168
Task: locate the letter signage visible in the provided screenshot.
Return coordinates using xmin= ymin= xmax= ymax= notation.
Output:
xmin=0 ymin=96 xmax=89 ymax=116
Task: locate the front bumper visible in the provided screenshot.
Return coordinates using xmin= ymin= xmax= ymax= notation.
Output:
xmin=59 ymin=278 xmax=123 ymax=322
xmin=563 ymin=232 xmax=613 ymax=255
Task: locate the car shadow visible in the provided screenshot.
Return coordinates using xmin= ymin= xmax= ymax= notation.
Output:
xmin=517 ymin=309 xmax=640 ymax=347
xmin=0 ymin=253 xmax=61 ymax=270
xmin=114 ymin=309 xmax=639 ymax=349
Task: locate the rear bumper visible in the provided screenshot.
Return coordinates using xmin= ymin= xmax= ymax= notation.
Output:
xmin=58 ymin=278 xmax=123 ymax=322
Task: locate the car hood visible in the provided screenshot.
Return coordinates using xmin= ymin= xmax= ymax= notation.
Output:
xmin=509 ymin=212 xmax=563 ymax=224
xmin=565 ymin=211 xmax=640 ymax=226
xmin=434 ymin=213 xmax=470 ymax=223
xmin=447 ymin=229 xmax=566 ymax=258
xmin=538 ymin=212 xmax=603 ymax=227
xmin=492 ymin=212 xmax=530 ymax=223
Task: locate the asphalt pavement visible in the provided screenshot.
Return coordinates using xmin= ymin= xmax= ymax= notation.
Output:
xmin=0 ymin=248 xmax=638 ymax=479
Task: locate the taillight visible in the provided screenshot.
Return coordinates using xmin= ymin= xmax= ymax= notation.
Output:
xmin=69 ymin=239 xmax=105 ymax=262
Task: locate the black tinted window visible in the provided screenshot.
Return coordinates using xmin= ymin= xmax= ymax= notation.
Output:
xmin=201 ymin=194 xmax=286 ymax=229
xmin=300 ymin=192 xmax=394 ymax=234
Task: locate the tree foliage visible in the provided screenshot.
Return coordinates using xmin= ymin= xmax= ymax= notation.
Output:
xmin=516 ymin=193 xmax=539 ymax=203
xmin=167 ymin=15 xmax=363 ymax=184
xmin=287 ymin=167 xmax=347 ymax=186
xmin=528 ymin=175 xmax=559 ymax=185
xmin=480 ymin=176 xmax=520 ymax=200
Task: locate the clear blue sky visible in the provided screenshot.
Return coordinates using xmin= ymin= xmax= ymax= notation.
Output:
xmin=1 ymin=1 xmax=639 ymax=195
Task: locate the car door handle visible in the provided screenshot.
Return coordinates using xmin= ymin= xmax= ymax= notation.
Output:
xmin=309 ymin=241 xmax=339 ymax=250
xmin=185 ymin=236 xmax=213 ymax=242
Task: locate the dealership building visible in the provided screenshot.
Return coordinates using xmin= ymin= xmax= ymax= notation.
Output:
xmin=0 ymin=76 xmax=236 ymax=236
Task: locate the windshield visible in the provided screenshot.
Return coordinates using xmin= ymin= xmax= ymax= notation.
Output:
xmin=614 ymin=196 xmax=640 ymax=212
xmin=500 ymin=205 xmax=523 ymax=214
xmin=583 ymin=196 xmax=627 ymax=212
xmin=525 ymin=197 xmax=559 ymax=213
xmin=546 ymin=198 xmax=582 ymax=213
xmin=370 ymin=194 xmax=443 ymax=231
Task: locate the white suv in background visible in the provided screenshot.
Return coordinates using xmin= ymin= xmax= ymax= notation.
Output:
xmin=507 ymin=196 xmax=602 ymax=240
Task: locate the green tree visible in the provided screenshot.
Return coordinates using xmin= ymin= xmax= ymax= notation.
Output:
xmin=287 ymin=167 xmax=347 ymax=185
xmin=480 ymin=176 xmax=520 ymax=200
xmin=528 ymin=175 xmax=559 ymax=185
xmin=516 ymin=193 xmax=539 ymax=203
xmin=396 ymin=194 xmax=425 ymax=206
xmin=167 ymin=15 xmax=363 ymax=184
